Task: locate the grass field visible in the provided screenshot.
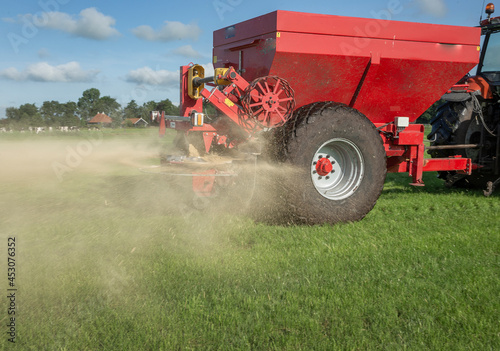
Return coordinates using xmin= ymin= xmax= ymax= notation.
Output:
xmin=0 ymin=129 xmax=499 ymax=350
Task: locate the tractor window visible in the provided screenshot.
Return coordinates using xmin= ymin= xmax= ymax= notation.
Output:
xmin=481 ymin=31 xmax=500 ymax=78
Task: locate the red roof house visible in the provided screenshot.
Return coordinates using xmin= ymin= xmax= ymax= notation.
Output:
xmin=88 ymin=112 xmax=112 ymax=126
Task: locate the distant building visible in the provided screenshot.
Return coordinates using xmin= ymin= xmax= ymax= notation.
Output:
xmin=88 ymin=112 xmax=112 ymax=127
xmin=122 ymin=118 xmax=148 ymax=128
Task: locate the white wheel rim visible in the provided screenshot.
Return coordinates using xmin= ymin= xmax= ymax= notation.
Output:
xmin=310 ymin=138 xmax=365 ymax=200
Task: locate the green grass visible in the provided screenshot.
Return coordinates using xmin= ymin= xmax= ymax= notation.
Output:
xmin=0 ymin=132 xmax=498 ymax=350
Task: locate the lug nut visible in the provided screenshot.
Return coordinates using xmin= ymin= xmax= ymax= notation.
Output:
xmin=326 ymin=176 xmax=330 ymax=180
xmin=326 ymin=155 xmax=330 ymax=159
xmin=318 ymin=155 xmax=323 ymax=159
xmin=313 ymin=161 xmax=317 ymax=165
xmin=312 ymin=170 xmax=317 ymax=174
xmin=318 ymin=176 xmax=322 ymax=180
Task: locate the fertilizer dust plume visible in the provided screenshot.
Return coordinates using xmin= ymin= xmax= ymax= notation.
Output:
xmin=0 ymin=134 xmax=294 ymax=304
xmin=0 ymin=133 xmax=295 ymax=246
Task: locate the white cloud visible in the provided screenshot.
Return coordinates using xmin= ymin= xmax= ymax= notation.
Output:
xmin=126 ymin=66 xmax=179 ymax=86
xmin=25 ymin=7 xmax=120 ymax=40
xmin=201 ymin=63 xmax=214 ymax=78
xmin=173 ymin=45 xmax=204 ymax=58
xmin=416 ymin=0 xmax=447 ymax=17
xmin=0 ymin=62 xmax=99 ymax=82
xmin=132 ymin=21 xmax=201 ymax=42
xmin=126 ymin=63 xmax=214 ymax=87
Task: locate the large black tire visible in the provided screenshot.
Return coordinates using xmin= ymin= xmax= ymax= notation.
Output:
xmin=267 ymin=102 xmax=387 ymax=224
xmin=429 ymin=100 xmax=476 ymax=158
xmin=429 ymin=100 xmax=495 ymax=188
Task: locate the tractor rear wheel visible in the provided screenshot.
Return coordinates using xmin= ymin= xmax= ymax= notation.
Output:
xmin=271 ymin=102 xmax=386 ymax=224
xmin=429 ymin=100 xmax=495 ymax=188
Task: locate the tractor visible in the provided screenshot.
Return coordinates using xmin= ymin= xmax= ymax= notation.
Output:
xmin=152 ymin=9 xmax=482 ymax=224
xmin=429 ymin=3 xmax=500 ymax=195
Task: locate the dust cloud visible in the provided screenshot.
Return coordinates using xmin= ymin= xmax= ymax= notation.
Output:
xmin=0 ymin=133 xmax=292 ymax=227
xmin=0 ymin=132 xmax=294 ymax=226
xmin=0 ymin=133 xmax=295 ymax=311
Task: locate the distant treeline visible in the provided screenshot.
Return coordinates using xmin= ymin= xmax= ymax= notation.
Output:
xmin=1 ymin=88 xmax=179 ymax=129
xmin=2 ymin=86 xmax=438 ymax=130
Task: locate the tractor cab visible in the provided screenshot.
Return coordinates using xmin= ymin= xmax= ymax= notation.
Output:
xmin=429 ymin=2 xmax=500 ymax=194
xmin=464 ymin=3 xmax=500 ymax=99
xmin=477 ymin=3 xmax=500 ymax=88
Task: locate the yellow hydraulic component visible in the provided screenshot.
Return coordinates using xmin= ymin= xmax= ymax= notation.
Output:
xmin=188 ymin=64 xmax=205 ymax=99
xmin=214 ymin=68 xmax=231 ymax=86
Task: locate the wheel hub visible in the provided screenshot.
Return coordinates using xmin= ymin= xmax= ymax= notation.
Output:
xmin=315 ymin=157 xmax=333 ymax=176
xmin=310 ymin=138 xmax=365 ymax=201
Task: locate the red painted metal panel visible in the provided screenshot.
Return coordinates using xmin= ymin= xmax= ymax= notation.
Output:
xmin=275 ymin=11 xmax=480 ymax=45
xmin=394 ymin=131 xmax=424 ymax=145
xmin=422 ymin=158 xmax=472 ymax=174
xmin=213 ymin=10 xmax=480 ymax=124
xmin=213 ymin=12 xmax=277 ymax=47
xmin=213 ymin=11 xmax=480 ymax=47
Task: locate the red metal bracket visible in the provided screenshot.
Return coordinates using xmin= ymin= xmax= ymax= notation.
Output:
xmin=377 ymin=123 xmax=473 ymax=186
xmin=422 ymin=156 xmax=472 ymax=174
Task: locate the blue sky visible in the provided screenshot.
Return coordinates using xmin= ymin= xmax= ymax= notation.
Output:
xmin=0 ymin=0 xmax=488 ymax=117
